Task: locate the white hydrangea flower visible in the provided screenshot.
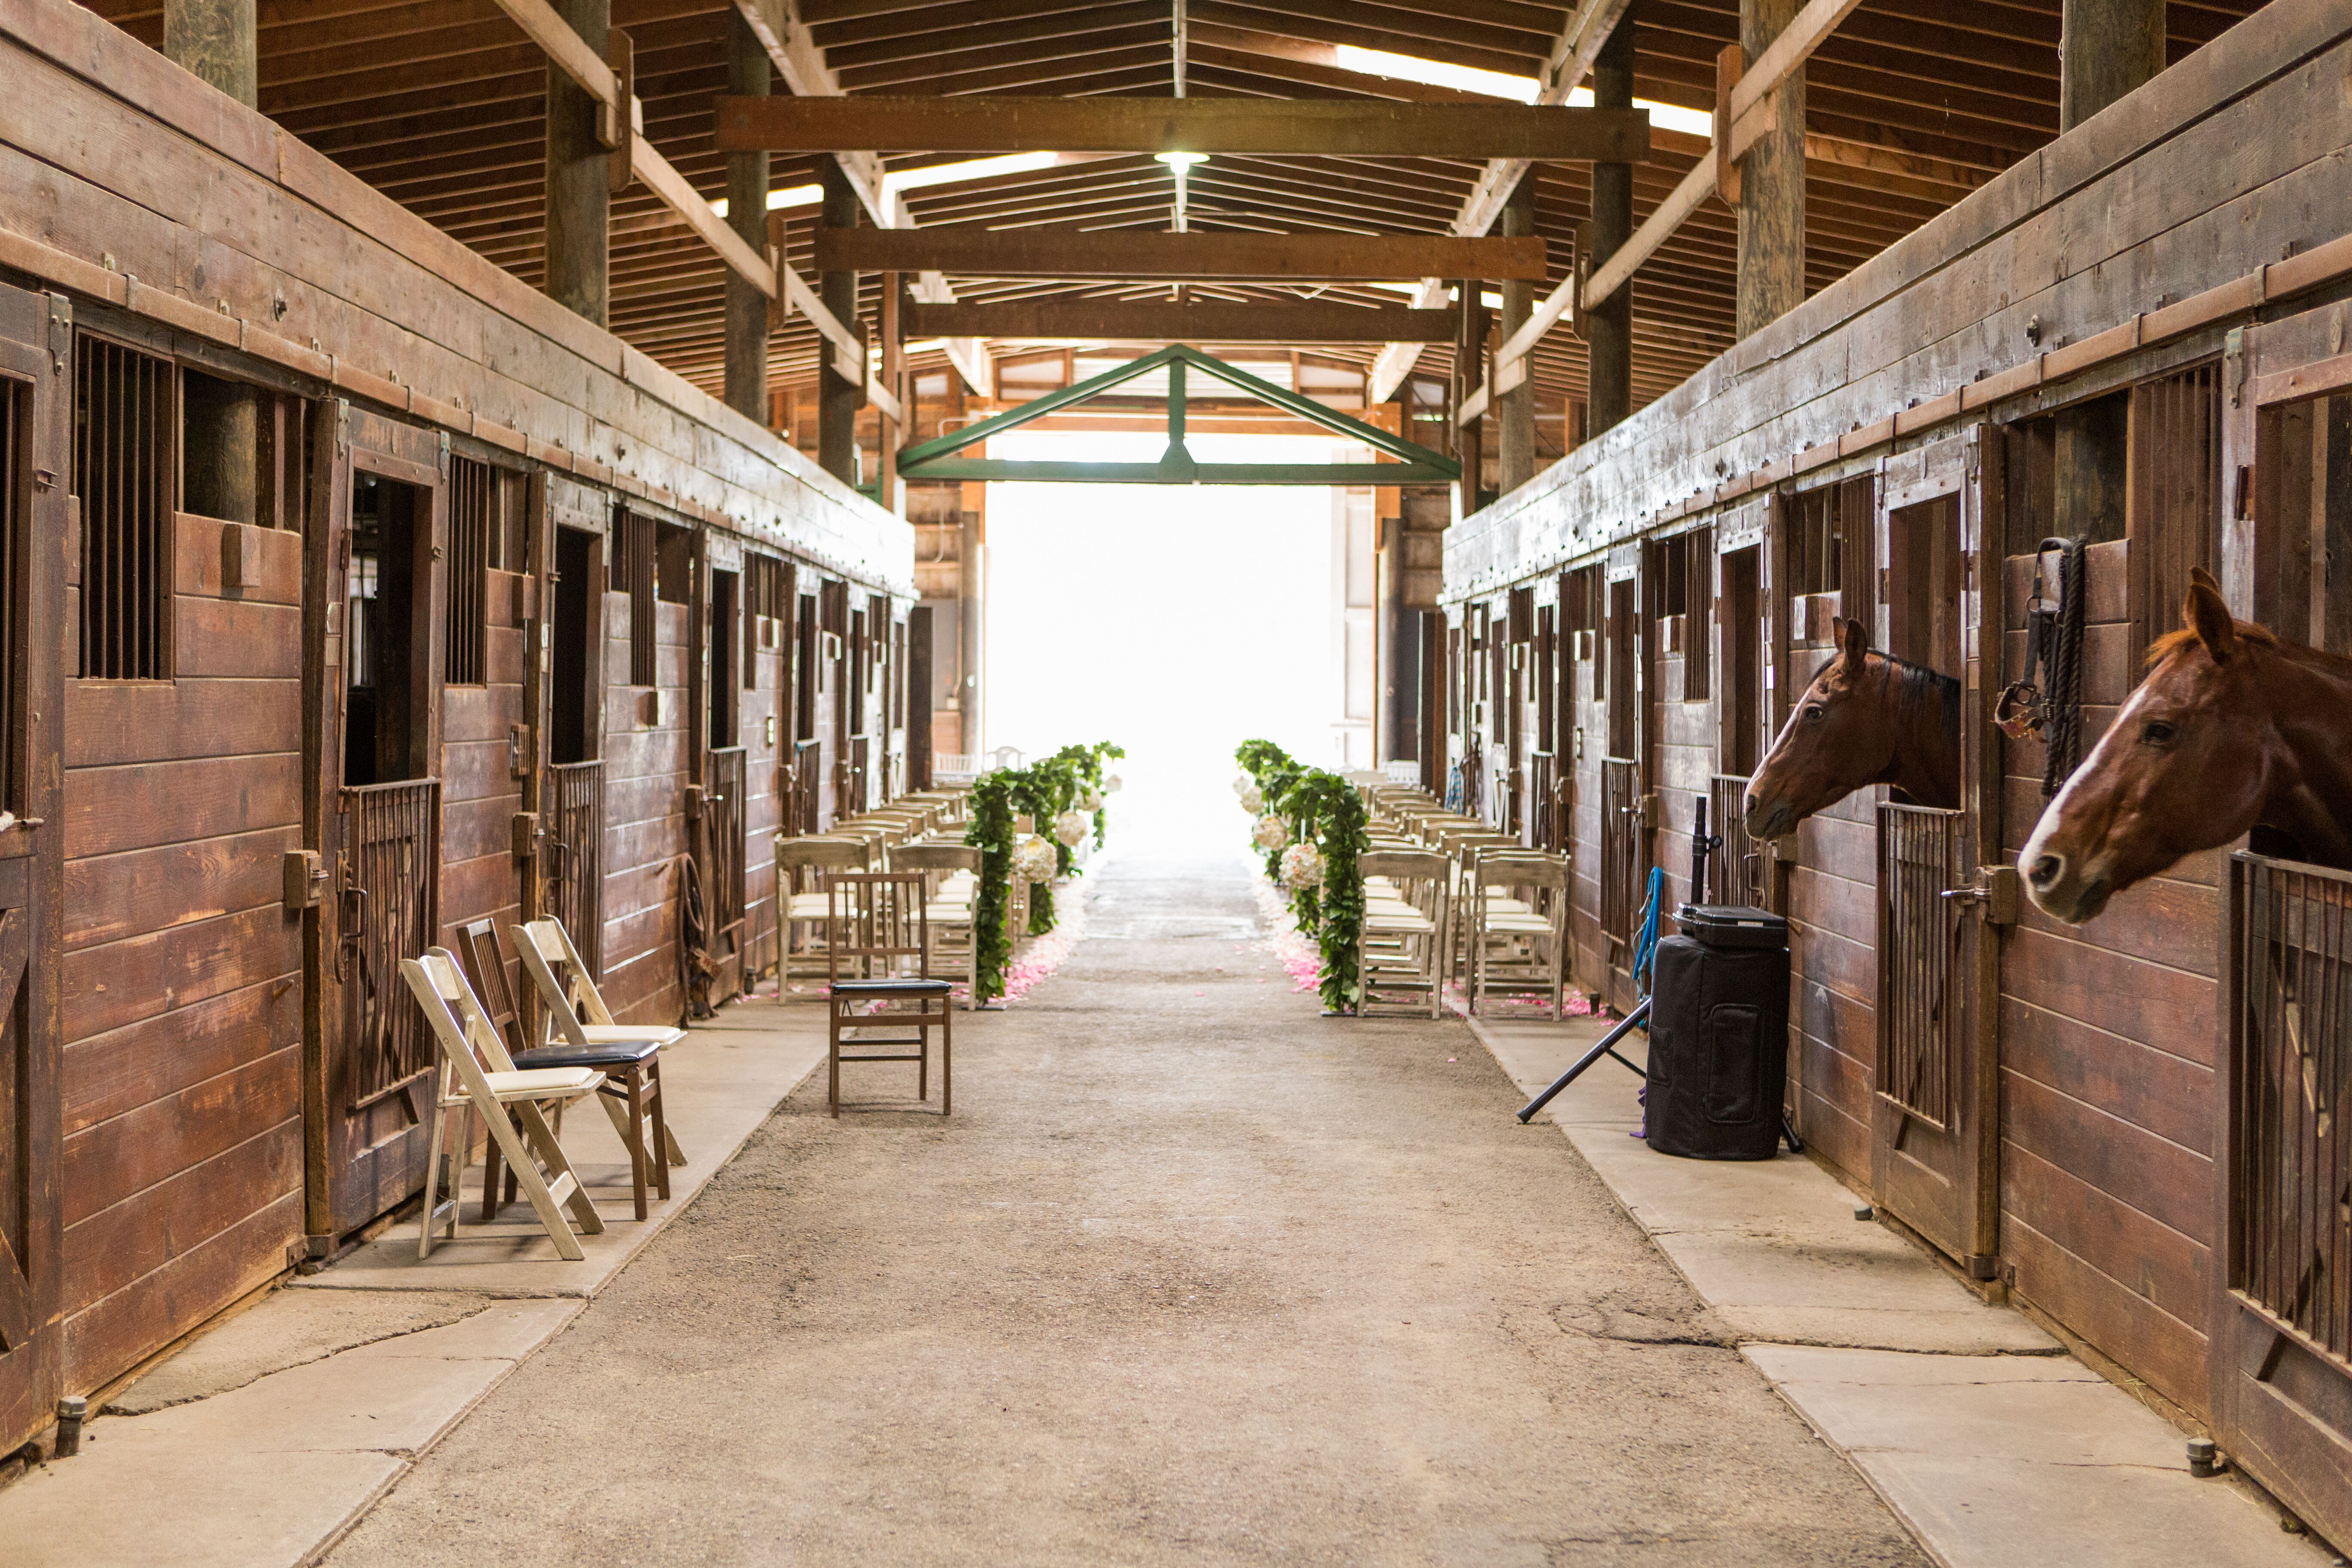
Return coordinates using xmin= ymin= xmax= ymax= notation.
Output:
xmin=1052 ymin=809 xmax=1090 ymax=847
xmin=1251 ymin=814 xmax=1289 ymax=853
xmin=1078 ymin=787 xmax=1104 ymax=812
xmin=1011 ymin=835 xmax=1059 ymax=883
xmin=1231 ymin=773 xmax=1256 ymax=797
xmin=1238 ymin=785 xmax=1264 ymax=814
xmin=1103 ymin=773 xmax=1122 ymax=794
xmin=1280 ymin=842 xmax=1325 ymax=891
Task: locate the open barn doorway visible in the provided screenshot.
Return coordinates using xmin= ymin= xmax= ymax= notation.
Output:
xmin=981 ymin=430 xmax=1372 ymax=860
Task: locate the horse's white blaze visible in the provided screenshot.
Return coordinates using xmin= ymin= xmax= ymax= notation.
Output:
xmin=2020 ymin=680 xmax=2154 ymax=887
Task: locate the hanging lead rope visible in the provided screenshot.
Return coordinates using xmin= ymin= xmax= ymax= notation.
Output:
xmin=1994 ymin=536 xmax=2090 ymax=799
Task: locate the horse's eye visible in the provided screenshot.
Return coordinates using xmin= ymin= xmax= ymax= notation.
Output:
xmin=2140 ymin=718 xmax=2177 ymax=746
xmin=1803 ymin=703 xmax=1826 ymax=723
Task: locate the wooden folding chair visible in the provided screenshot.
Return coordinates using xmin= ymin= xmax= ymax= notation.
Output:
xmin=824 ymin=872 xmax=954 ymax=1116
xmin=459 ymin=921 xmax=682 ymax=1222
xmin=1468 ymin=852 xmax=1571 ymax=1018
xmin=508 ymin=917 xmax=688 ymax=1220
xmin=1357 ymin=849 xmax=1452 ymax=1018
xmin=401 ymin=949 xmax=606 ymax=1261
xmin=778 ymin=835 xmax=871 ymax=984
xmin=888 ymin=841 xmax=982 ymax=1008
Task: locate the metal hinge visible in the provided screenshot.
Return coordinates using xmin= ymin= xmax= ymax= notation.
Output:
xmin=47 ymin=294 xmax=69 ymax=374
xmin=2224 ymin=325 xmax=2247 ymax=409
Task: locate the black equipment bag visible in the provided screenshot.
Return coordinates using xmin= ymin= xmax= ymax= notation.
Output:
xmin=1644 ymin=932 xmax=1790 ymax=1160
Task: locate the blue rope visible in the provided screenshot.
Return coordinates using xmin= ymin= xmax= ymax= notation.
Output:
xmin=1630 ymin=867 xmax=1666 ymax=1016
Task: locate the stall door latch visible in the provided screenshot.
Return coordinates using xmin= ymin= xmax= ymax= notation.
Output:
xmin=1939 ymin=865 xmax=2020 ymax=926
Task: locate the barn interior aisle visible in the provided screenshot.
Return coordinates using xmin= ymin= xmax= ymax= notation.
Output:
xmin=318 ymin=843 xmax=1926 ymax=1568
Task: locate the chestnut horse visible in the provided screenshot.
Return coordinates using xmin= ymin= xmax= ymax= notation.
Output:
xmin=2022 ymin=570 xmax=2352 ymax=924
xmin=1743 ymin=616 xmax=1962 ymax=842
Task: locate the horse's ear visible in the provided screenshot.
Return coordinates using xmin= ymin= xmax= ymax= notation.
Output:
xmin=2184 ymin=575 xmax=2236 ymax=662
xmin=1837 ymin=615 xmax=1868 ymax=667
xmin=2189 ymin=564 xmax=2222 ymax=596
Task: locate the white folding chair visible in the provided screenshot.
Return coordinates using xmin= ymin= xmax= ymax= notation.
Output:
xmin=778 ymin=836 xmax=872 ymax=984
xmin=1468 ymin=852 xmax=1572 ymax=1018
xmin=1357 ymin=849 xmax=1452 ymax=1018
xmin=508 ymin=917 xmax=689 ymax=1220
xmin=888 ymin=841 xmax=983 ymax=1008
xmin=401 ymin=949 xmax=607 ymax=1261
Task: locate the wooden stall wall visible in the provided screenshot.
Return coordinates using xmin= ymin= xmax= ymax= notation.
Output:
xmin=599 ymin=510 xmax=691 ymax=1026
xmin=1562 ymin=568 xmax=1605 ymax=998
xmin=436 ymin=458 xmax=529 ymax=984
xmin=1646 ymin=528 xmax=1716 ymax=918
xmin=58 ymin=340 xmax=306 ymax=1394
xmin=1994 ymin=535 xmax=2223 ymax=1418
xmin=740 ymin=554 xmax=788 ymax=986
xmin=1777 ymin=476 xmax=1883 ymax=1186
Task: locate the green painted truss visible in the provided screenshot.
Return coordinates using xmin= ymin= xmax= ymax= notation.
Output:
xmin=893 ymin=343 xmax=1459 ymax=485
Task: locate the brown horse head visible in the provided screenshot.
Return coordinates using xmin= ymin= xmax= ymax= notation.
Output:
xmin=1744 ymin=616 xmax=1962 ymax=842
xmin=2022 ymin=569 xmax=2352 ymax=924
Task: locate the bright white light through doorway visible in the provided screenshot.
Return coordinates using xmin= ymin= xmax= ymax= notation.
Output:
xmin=981 ymin=429 xmax=1377 ymax=857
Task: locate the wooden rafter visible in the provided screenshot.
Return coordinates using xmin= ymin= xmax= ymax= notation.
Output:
xmin=815 ymin=226 xmax=1547 ymax=279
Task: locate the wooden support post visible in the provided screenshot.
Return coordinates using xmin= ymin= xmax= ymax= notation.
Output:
xmin=544 ymin=0 xmax=611 ymax=327
xmin=2060 ymin=0 xmax=2165 ymax=132
xmin=1736 ymin=0 xmax=1805 ymax=340
xmin=1454 ymin=282 xmax=1487 ymax=519
xmin=168 ymin=0 xmax=260 ymax=518
xmin=163 ymin=0 xmax=255 ymax=105
xmin=1586 ymin=10 xmax=1635 ymax=438
xmin=818 ymin=159 xmax=861 ymax=487
xmin=722 ymin=6 xmax=769 ymax=422
xmin=879 ymin=273 xmax=903 ymax=517
xmin=959 ymin=497 xmax=984 ymax=755
xmin=1497 ymin=174 xmax=1537 ymax=495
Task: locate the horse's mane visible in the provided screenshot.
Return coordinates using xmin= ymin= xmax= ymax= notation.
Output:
xmin=1880 ymin=653 xmax=1961 ymax=737
xmin=2145 ymin=619 xmax=2279 ymax=668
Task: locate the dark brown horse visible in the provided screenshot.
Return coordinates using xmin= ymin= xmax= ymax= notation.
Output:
xmin=1743 ymin=616 xmax=1962 ymax=842
xmin=2022 ymin=570 xmax=2352 ymax=925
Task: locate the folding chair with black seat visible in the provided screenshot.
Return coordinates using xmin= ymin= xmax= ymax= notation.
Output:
xmin=824 ymin=871 xmax=954 ymax=1116
xmin=400 ymin=949 xmax=606 ymax=1261
xmin=459 ymin=921 xmax=682 ymax=1222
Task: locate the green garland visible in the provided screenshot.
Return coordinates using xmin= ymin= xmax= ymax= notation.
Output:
xmin=967 ymin=772 xmax=1017 ymax=1002
xmin=1234 ymin=741 xmax=1369 ymax=1012
xmin=960 ymin=741 xmax=1124 ymax=1000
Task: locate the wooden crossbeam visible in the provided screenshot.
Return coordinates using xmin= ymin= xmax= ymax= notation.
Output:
xmin=1370 ymin=0 xmax=1638 ymax=402
xmin=814 ymin=228 xmax=1547 ymax=281
xmin=903 ymin=300 xmax=1460 ymax=343
xmin=714 ymin=95 xmax=1651 ymax=161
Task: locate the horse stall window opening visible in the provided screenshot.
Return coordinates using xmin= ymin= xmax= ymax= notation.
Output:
xmin=795 ymin=590 xmax=819 ymax=744
xmin=1720 ymin=544 xmax=1765 ymax=777
xmin=550 ymin=524 xmax=601 ymax=766
xmin=346 ymin=471 xmax=430 ymax=786
xmin=72 ymin=333 xmax=172 ymax=681
xmin=1606 ymin=577 xmax=1637 ymax=762
xmin=2256 ymin=391 xmax=2352 ymax=657
xmin=708 ymin=566 xmax=740 ymax=749
xmin=615 ymin=506 xmax=656 ymax=687
xmin=444 ymin=455 xmax=493 ymax=686
xmin=744 ymin=554 xmax=790 ymax=695
xmin=0 ymin=375 xmax=20 ymax=807
xmin=1786 ymin=473 xmax=1877 ymax=652
xmin=1648 ymin=529 xmax=1711 ymax=701
xmin=1887 ymin=492 xmax=1964 ymax=681
xmin=2127 ymin=362 xmax=2222 ymax=663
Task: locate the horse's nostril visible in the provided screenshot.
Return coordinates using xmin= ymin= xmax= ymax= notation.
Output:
xmin=2029 ymin=853 xmax=2063 ymax=889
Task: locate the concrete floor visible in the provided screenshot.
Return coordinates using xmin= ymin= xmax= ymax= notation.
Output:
xmin=323 ymin=847 xmax=1926 ymax=1567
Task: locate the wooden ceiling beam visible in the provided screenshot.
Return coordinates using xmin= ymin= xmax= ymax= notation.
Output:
xmin=714 ymin=95 xmax=1651 ymax=161
xmin=904 ymin=300 xmax=1461 ymax=342
xmin=813 ymin=225 xmax=1548 ymax=280
xmin=822 ymin=1 xmax=1166 ymax=69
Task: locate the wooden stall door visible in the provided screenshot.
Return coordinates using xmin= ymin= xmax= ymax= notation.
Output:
xmin=0 ymin=286 xmax=66 ymax=1453
xmin=2208 ymin=323 xmax=2352 ymax=1545
xmin=301 ymin=405 xmax=446 ymax=1241
xmin=1868 ymin=427 xmax=2002 ymax=1273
